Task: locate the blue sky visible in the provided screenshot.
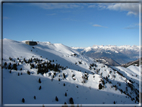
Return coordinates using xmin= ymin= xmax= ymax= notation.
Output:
xmin=3 ymin=3 xmax=140 ymax=47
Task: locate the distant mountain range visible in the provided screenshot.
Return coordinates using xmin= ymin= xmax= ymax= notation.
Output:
xmin=72 ymin=45 xmax=140 ymax=65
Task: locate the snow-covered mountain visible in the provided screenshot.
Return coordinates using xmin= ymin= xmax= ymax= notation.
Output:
xmin=72 ymin=45 xmax=140 ymax=65
xmin=1 ymin=39 xmax=141 ymax=106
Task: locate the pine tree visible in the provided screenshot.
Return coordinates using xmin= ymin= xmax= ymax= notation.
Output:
xmin=34 ymin=96 xmax=36 ymax=99
xmin=65 ymin=92 xmax=67 ymax=96
xmin=22 ymin=98 xmax=25 ymax=103
xmin=13 ymin=63 xmax=17 ymax=70
xmin=99 ymin=83 xmax=103 ymax=89
xmin=4 ymin=62 xmax=7 ymax=66
xmin=63 ymin=73 xmax=66 ymax=79
xmin=58 ymin=78 xmax=60 ymax=81
xmin=39 ymin=78 xmax=41 ymax=83
xmin=63 ymin=83 xmax=65 ymax=86
xmin=69 ymin=97 xmax=74 ymax=104
xmin=27 ymin=70 xmax=30 ymax=75
xmin=55 ymin=96 xmax=58 ymax=101
xmin=39 ymin=86 xmax=41 ymax=90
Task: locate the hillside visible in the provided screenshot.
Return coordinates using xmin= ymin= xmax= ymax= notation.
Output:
xmin=95 ymin=57 xmax=121 ymax=66
xmin=1 ymin=39 xmax=140 ymax=106
xmin=121 ymin=58 xmax=142 ymax=68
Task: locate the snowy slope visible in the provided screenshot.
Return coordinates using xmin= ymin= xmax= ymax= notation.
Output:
xmin=1 ymin=39 xmax=140 ymax=106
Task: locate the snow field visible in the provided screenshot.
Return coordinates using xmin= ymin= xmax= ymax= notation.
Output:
xmin=1 ymin=39 xmax=140 ymax=105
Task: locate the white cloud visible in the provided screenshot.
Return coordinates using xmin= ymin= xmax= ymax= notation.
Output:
xmin=93 ymin=24 xmax=107 ymax=28
xmin=127 ymin=11 xmax=137 ymax=15
xmin=88 ymin=4 xmax=96 ymax=8
xmin=124 ymin=23 xmax=140 ymax=29
xmin=98 ymin=3 xmax=139 ymax=16
xmin=31 ymin=3 xmax=83 ymax=10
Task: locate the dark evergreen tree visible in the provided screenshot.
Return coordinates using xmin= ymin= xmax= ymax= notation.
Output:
xmin=39 ymin=78 xmax=41 ymax=83
xmin=55 ymin=96 xmax=58 ymax=101
xmin=9 ymin=57 xmax=12 ymax=61
xmin=27 ymin=70 xmax=30 ymax=75
xmin=58 ymin=78 xmax=60 ymax=81
xmin=22 ymin=98 xmax=25 ymax=103
xmin=63 ymin=73 xmax=66 ymax=79
xmin=13 ymin=63 xmax=17 ymax=70
xmin=63 ymin=83 xmax=65 ymax=86
xmin=8 ymin=64 xmax=11 ymax=69
xmin=39 ymin=86 xmax=41 ymax=90
xmin=99 ymin=83 xmax=103 ymax=89
xmin=65 ymin=92 xmax=67 ymax=96
xmin=4 ymin=62 xmax=7 ymax=66
xmin=69 ymin=97 xmax=74 ymax=104
xmin=34 ymin=96 xmax=36 ymax=99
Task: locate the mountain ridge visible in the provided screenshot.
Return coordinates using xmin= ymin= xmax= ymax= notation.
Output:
xmin=72 ymin=45 xmax=140 ymax=64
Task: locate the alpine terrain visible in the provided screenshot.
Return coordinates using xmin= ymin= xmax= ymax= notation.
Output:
xmin=1 ymin=39 xmax=141 ymax=106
